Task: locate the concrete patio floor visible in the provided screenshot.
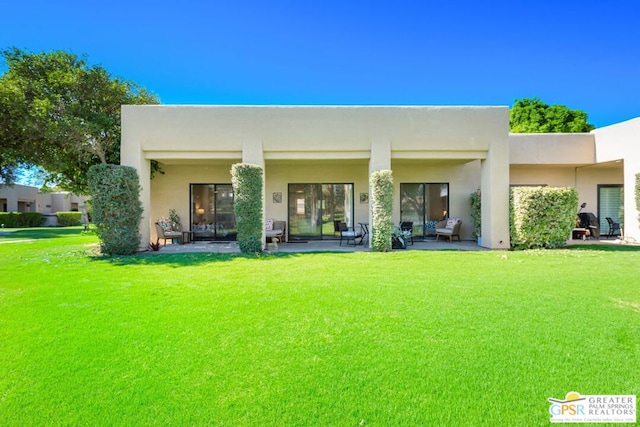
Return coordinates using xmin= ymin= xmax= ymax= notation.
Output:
xmin=144 ymin=235 xmax=632 ymax=255
xmin=145 ymin=238 xmax=486 ymax=254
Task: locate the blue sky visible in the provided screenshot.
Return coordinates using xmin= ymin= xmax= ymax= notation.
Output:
xmin=2 ymin=0 xmax=639 ymax=127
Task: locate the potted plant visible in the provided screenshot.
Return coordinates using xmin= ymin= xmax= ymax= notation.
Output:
xmin=391 ymin=223 xmax=411 ymax=249
xmin=168 ymin=208 xmax=181 ymax=230
xmin=470 ymin=190 xmax=481 ymax=245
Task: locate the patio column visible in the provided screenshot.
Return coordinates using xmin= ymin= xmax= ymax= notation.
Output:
xmin=5 ymin=187 xmax=18 ymax=212
xmin=121 ymin=146 xmax=150 ymax=251
xmin=480 ymin=137 xmax=510 ymax=249
xmin=120 ymin=106 xmax=151 ymax=250
xmin=623 ymin=156 xmax=640 ymax=242
xmin=242 ymin=137 xmax=266 ymax=249
xmin=369 ymin=137 xmax=392 ymax=237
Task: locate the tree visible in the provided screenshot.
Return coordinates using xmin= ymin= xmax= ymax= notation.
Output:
xmin=0 ymin=78 xmax=26 ymax=184
xmin=509 ymin=97 xmax=595 ymax=133
xmin=0 ymin=48 xmax=159 ymax=193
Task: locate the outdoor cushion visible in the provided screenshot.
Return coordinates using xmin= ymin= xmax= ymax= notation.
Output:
xmin=265 ymin=218 xmax=274 ymax=231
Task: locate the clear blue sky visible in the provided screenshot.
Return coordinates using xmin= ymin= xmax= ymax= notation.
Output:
xmin=2 ymin=0 xmax=639 ymax=127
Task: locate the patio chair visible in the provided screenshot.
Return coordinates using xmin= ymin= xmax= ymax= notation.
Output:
xmin=333 ymin=220 xmax=342 ymax=236
xmin=266 ymin=220 xmax=286 ymax=243
xmin=339 ymin=222 xmax=363 ymax=246
xmin=155 ymin=222 xmax=183 ymax=246
xmin=400 ymin=221 xmax=414 ymax=245
xmin=435 ymin=218 xmax=462 ymax=242
xmin=605 ymin=217 xmax=621 ymax=238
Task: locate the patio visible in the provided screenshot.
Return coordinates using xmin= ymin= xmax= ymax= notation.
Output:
xmin=143 ymin=235 xmax=633 ymax=255
xmin=144 ymin=238 xmax=487 ymax=255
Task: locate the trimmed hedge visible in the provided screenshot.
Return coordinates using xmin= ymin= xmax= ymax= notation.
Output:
xmin=510 ymin=186 xmax=578 ymax=249
xmin=87 ymin=164 xmax=143 ymax=255
xmin=56 ymin=212 xmax=82 ymax=226
xmin=231 ymin=163 xmax=264 ymax=253
xmin=0 ymin=212 xmax=46 ymax=227
xmin=370 ymin=170 xmax=393 ymax=252
xmin=470 ymin=191 xmax=481 ymax=239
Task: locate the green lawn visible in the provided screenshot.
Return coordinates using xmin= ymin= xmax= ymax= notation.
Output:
xmin=1 ymin=228 xmax=639 ymax=425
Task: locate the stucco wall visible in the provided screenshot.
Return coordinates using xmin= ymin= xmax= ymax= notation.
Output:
xmin=510 ymin=165 xmax=623 ymax=218
xmin=592 ymin=118 xmax=640 ymax=242
xmin=149 ymin=163 xmax=236 ymax=241
xmin=148 ymin=159 xmax=485 ymax=241
xmin=592 ymin=117 xmax=640 ymax=163
xmin=123 ymin=105 xmax=507 ymax=156
xmin=392 ymin=160 xmax=480 ymax=240
xmin=265 ymin=161 xmax=370 ymax=226
xmin=0 ymin=184 xmax=37 ymax=212
xmin=122 ymin=105 xmax=512 ymax=249
xmin=510 ymin=166 xmax=576 ymax=187
xmin=509 ymin=133 xmax=595 ymax=165
xmin=149 ymin=161 xmax=371 ymax=241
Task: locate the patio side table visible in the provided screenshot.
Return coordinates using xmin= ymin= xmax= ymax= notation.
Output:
xmin=182 ymin=230 xmax=194 ymax=244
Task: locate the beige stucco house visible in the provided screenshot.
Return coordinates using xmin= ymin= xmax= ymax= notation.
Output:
xmin=120 ymin=105 xmax=638 ymax=249
xmin=0 ymin=184 xmax=89 ymax=225
xmin=0 ymin=184 xmax=38 ymax=213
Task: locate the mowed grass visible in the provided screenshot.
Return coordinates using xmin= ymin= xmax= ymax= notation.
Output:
xmin=1 ymin=228 xmax=639 ymax=425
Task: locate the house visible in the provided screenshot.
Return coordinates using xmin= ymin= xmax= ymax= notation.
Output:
xmin=0 ymin=184 xmax=89 ymax=225
xmin=120 ymin=105 xmax=638 ymax=249
xmin=0 ymin=184 xmax=38 ymax=213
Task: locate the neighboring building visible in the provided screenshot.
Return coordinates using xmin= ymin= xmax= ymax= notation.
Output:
xmin=120 ymin=105 xmax=638 ymax=249
xmin=0 ymin=184 xmax=89 ymax=225
xmin=0 ymin=184 xmax=38 ymax=213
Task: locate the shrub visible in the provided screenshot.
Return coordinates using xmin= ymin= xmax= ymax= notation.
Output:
xmin=510 ymin=186 xmax=578 ymax=249
xmin=470 ymin=190 xmax=481 ymax=238
xmin=87 ymin=164 xmax=143 ymax=255
xmin=56 ymin=212 xmax=82 ymax=226
xmin=370 ymin=170 xmax=393 ymax=252
xmin=231 ymin=163 xmax=263 ymax=253
xmin=0 ymin=212 xmax=46 ymax=227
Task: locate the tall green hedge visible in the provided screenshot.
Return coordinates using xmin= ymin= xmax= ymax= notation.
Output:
xmin=0 ymin=212 xmax=45 ymax=227
xmin=231 ymin=163 xmax=264 ymax=253
xmin=56 ymin=211 xmax=82 ymax=226
xmin=510 ymin=186 xmax=578 ymax=249
xmin=87 ymin=164 xmax=143 ymax=255
xmin=370 ymin=170 xmax=393 ymax=252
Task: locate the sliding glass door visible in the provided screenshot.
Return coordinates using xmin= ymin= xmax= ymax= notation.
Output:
xmin=400 ymin=183 xmax=449 ymax=239
xmin=598 ymin=184 xmax=623 ymax=235
xmin=288 ymin=183 xmax=354 ymax=240
xmin=190 ymin=184 xmax=236 ymax=241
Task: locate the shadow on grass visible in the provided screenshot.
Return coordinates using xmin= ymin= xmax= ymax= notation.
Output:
xmin=90 ymin=250 xmax=342 ymax=267
xmin=0 ymin=226 xmax=87 ymax=240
